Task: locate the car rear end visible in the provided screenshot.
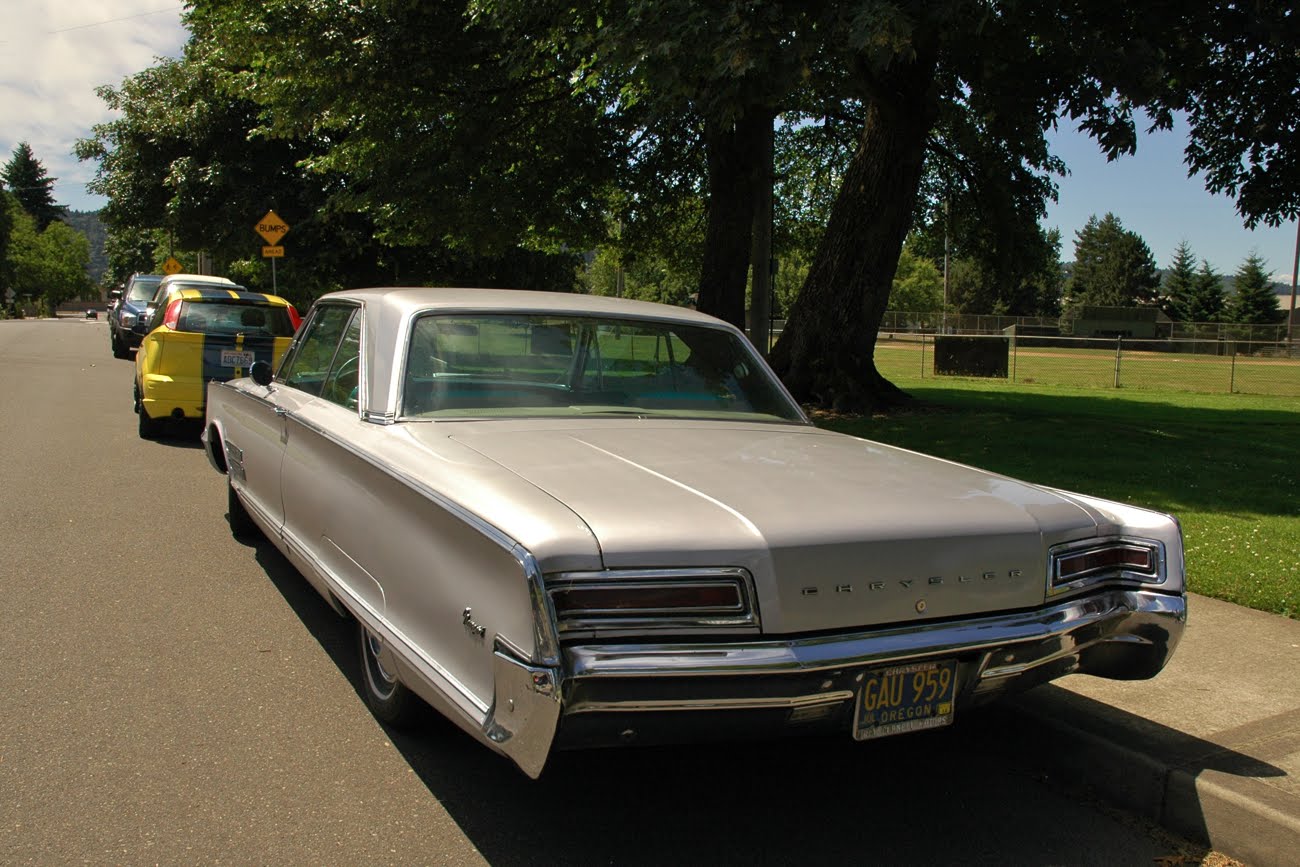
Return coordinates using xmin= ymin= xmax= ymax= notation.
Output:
xmin=137 ymin=289 xmax=300 ymax=424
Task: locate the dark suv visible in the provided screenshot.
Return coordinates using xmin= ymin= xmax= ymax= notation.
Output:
xmin=109 ymin=273 xmax=164 ymax=359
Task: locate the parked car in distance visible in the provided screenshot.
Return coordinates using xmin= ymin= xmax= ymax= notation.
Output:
xmin=109 ymin=273 xmax=163 ymax=358
xmin=136 ymin=286 xmax=300 ymax=438
xmin=203 ymin=287 xmax=1187 ymax=778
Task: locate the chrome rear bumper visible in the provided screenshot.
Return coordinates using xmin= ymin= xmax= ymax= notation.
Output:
xmin=487 ymin=588 xmax=1184 ymax=777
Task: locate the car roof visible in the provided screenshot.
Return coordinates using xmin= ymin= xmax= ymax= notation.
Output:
xmin=160 ymin=273 xmax=237 ymax=287
xmin=317 ymin=286 xmax=724 ymax=326
xmin=308 ymin=287 xmax=743 ymax=422
xmin=173 ymin=287 xmax=294 ymax=307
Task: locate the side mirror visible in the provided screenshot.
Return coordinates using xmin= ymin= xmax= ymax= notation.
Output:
xmin=250 ymin=360 xmax=274 ymax=386
xmin=109 ymin=289 xmax=123 ymax=300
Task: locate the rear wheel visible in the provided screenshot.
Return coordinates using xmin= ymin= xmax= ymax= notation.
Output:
xmin=358 ymin=624 xmax=421 ymax=727
xmin=136 ymin=401 xmax=164 ymax=439
xmin=135 ymin=384 xmax=165 ymax=441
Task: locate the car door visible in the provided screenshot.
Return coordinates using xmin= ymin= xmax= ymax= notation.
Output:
xmin=234 ymin=303 xmax=356 ymax=539
xmin=276 ymin=306 xmax=390 ymax=616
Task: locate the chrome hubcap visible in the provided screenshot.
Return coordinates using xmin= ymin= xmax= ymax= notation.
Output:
xmin=364 ymin=630 xmax=398 ymax=698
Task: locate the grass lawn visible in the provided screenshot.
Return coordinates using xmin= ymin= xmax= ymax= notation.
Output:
xmin=816 ymin=378 xmax=1300 ymax=619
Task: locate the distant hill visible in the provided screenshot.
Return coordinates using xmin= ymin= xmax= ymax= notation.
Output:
xmin=63 ymin=210 xmax=109 ymax=286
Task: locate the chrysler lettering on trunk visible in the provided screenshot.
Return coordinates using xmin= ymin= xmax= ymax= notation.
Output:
xmin=800 ymin=569 xmax=1025 ymax=597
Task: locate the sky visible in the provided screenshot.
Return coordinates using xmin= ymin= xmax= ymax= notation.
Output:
xmin=2 ymin=1 xmax=1297 ymax=289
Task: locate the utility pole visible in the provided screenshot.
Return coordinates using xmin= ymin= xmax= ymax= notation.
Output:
xmin=1288 ymin=218 xmax=1298 ymax=350
xmin=749 ymin=112 xmax=775 ymax=355
xmin=942 ymin=199 xmax=950 ymax=334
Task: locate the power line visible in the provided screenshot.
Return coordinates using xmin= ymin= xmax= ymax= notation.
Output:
xmin=46 ymin=6 xmax=184 ymax=35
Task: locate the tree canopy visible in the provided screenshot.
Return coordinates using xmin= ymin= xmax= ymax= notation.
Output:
xmin=3 ymin=197 xmax=93 ymax=309
xmin=76 ymin=0 xmax=1300 ymax=410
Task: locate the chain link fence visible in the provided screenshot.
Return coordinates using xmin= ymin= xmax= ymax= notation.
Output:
xmin=868 ymin=332 xmax=1300 ymax=397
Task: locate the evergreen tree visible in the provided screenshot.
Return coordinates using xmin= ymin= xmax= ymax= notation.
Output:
xmin=1184 ymin=260 xmax=1226 ymax=323
xmin=2 ymin=142 xmax=67 ymax=230
xmin=1226 ymin=253 xmax=1284 ymax=324
xmin=1161 ymin=240 xmax=1197 ymax=319
xmin=1067 ymin=213 xmax=1160 ymax=308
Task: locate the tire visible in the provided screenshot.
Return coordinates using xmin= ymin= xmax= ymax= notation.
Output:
xmin=111 ymin=330 xmax=129 ymax=359
xmin=227 ymin=479 xmax=259 ymax=539
xmin=137 ymin=404 xmax=164 ymax=439
xmin=358 ymin=623 xmax=421 ymax=727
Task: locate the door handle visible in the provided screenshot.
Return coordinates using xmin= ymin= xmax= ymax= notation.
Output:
xmin=274 ymin=407 xmax=289 ymax=417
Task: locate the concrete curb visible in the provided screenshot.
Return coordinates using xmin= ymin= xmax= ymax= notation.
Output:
xmin=1005 ymin=594 xmax=1300 ymax=867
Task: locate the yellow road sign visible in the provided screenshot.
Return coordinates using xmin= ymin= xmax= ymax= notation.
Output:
xmin=262 ymin=246 xmax=285 ymax=258
xmin=163 ymin=256 xmax=182 ymax=275
xmin=255 ymin=210 xmax=289 ymax=245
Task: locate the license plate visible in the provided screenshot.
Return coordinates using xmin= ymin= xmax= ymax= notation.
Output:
xmin=221 ymin=350 xmax=255 ymax=367
xmin=854 ymin=659 xmax=957 ymax=740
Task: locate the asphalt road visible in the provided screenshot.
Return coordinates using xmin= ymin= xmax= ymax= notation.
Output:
xmin=0 ymin=317 xmax=1210 ymax=865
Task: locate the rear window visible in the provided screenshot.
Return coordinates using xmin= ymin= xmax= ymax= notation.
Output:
xmin=175 ymin=301 xmax=295 ymax=337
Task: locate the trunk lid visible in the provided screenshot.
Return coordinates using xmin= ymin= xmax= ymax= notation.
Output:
xmin=446 ymin=422 xmax=1104 ymax=633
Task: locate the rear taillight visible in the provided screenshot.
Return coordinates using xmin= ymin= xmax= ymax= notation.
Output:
xmin=288 ymin=305 xmax=302 ymax=331
xmin=547 ymin=569 xmax=758 ymax=637
xmin=162 ymin=298 xmax=183 ymax=330
xmin=1050 ymin=539 xmax=1161 ymax=594
xmin=552 ymin=582 xmax=745 ymax=616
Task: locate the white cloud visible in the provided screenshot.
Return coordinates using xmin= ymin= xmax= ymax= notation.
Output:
xmin=0 ymin=1 xmax=187 ymax=211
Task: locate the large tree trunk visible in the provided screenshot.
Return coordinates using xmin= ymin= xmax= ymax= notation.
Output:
xmin=769 ymin=51 xmax=940 ymax=412
xmin=695 ymin=108 xmax=771 ymax=330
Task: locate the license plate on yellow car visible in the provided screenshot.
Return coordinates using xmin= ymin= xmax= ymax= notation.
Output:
xmin=854 ymin=659 xmax=957 ymax=740
xmin=221 ymin=350 xmax=255 ymax=367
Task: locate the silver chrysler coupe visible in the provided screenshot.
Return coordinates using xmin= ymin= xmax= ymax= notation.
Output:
xmin=202 ymin=287 xmax=1186 ymax=778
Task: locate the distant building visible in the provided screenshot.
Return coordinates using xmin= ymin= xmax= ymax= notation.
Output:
xmin=1070 ymin=306 xmax=1170 ymax=339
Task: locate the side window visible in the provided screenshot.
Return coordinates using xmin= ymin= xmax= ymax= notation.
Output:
xmin=279 ymin=306 xmax=355 ymax=396
xmin=320 ymin=314 xmax=362 ymax=409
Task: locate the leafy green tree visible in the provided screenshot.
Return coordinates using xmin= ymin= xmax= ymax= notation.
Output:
xmin=578 ymin=246 xmax=695 ymax=307
xmin=1161 ymin=241 xmax=1198 ymax=319
xmin=81 ymin=0 xmax=1300 ymax=410
xmin=186 ymin=0 xmax=615 ymax=257
xmin=942 ymin=228 xmax=1063 ymax=316
xmin=1180 ymin=2 xmax=1299 ymax=228
xmin=1225 ymin=253 xmax=1283 ymax=324
xmin=887 ymin=242 xmax=943 ymax=313
xmin=1067 ymin=214 xmax=1160 ymax=308
xmin=5 ymin=208 xmax=93 ymax=308
xmin=2 ymin=142 xmax=68 ymax=230
xmin=1184 ymin=260 xmax=1226 ymax=323
xmin=0 ymin=190 xmax=15 ymax=298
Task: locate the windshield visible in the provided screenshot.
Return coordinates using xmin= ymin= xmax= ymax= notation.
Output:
xmin=401 ymin=313 xmax=804 ymax=423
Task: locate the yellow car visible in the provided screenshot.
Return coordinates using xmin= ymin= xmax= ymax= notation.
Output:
xmin=134 ymin=286 xmax=301 ymax=438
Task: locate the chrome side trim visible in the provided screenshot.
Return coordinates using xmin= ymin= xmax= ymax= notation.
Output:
xmin=515 ymin=546 xmax=561 ymax=667
xmin=564 ymin=589 xmax=1185 ymax=681
xmin=278 ymin=523 xmax=491 ymax=720
xmin=572 ymin=691 xmax=856 ymax=715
